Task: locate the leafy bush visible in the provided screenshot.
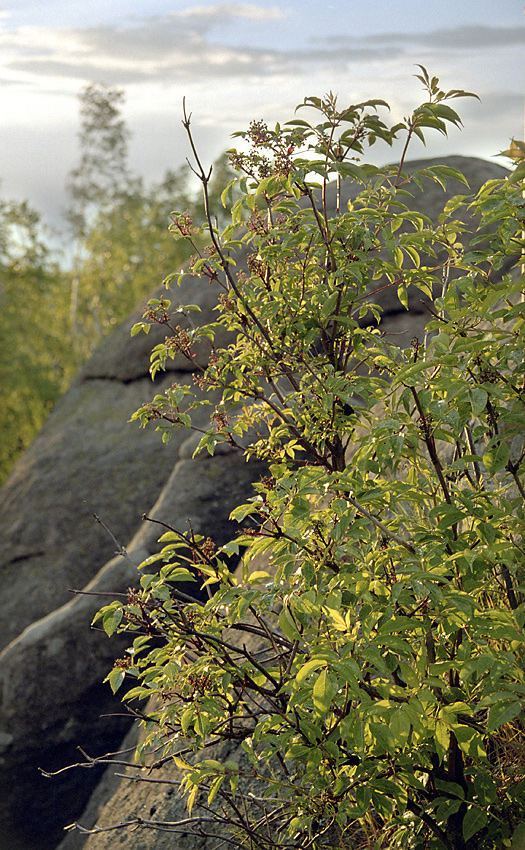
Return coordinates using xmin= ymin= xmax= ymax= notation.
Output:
xmin=94 ymin=69 xmax=525 ymax=850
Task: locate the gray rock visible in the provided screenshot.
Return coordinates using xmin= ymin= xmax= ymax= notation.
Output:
xmin=0 ymin=374 xmax=197 ymax=649
xmin=0 ymin=256 xmax=261 ymax=850
xmin=78 ymin=257 xmax=244 ymax=383
xmin=0 ymin=436 xmax=266 ymax=850
xmin=0 ymin=157 xmax=511 ymax=850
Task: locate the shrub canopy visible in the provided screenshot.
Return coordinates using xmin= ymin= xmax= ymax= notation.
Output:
xmin=93 ymin=69 xmax=525 ymax=850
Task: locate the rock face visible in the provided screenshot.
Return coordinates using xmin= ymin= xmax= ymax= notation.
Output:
xmin=0 ymin=157 xmax=511 ymax=850
xmin=0 ymin=266 xmax=239 ymax=651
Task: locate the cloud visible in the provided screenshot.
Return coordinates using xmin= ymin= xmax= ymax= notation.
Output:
xmin=396 ymin=24 xmax=525 ymax=50
xmin=178 ymin=3 xmax=284 ymax=23
xmin=321 ymin=24 xmax=525 ymax=53
xmin=4 ymin=12 xmax=523 ymax=91
xmin=0 ymin=10 xmax=405 ymax=88
xmin=1 ymin=5 xmax=291 ymax=84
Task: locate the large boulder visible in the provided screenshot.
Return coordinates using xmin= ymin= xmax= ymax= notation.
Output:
xmin=0 ymin=435 xmax=266 ymax=850
xmin=0 ymin=157 xmax=511 ymax=850
xmin=0 ymin=265 xmax=241 ymax=651
xmin=0 ymin=253 xmax=260 ymax=850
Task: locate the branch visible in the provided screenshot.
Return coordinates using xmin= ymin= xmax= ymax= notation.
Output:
xmin=405 ymin=799 xmax=453 ymax=850
xmin=409 ymin=387 xmax=452 ymax=506
xmin=182 ymin=99 xmax=278 ymax=356
xmin=341 ymin=492 xmax=417 ymax=555
xmin=84 ymin=502 xmax=138 ymax=569
xmin=67 ymin=815 xmax=220 ymax=836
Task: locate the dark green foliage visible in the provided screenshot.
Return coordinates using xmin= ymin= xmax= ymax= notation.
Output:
xmin=93 ymin=72 xmax=525 ymax=848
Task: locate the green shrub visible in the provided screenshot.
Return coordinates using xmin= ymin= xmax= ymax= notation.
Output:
xmin=95 ymin=69 xmax=525 ymax=850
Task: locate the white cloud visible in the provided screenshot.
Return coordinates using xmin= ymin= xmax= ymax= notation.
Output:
xmin=1 ymin=11 xmax=290 ymax=84
xmin=3 ymin=15 xmax=523 ymax=92
xmin=315 ymin=24 xmax=525 ymax=55
xmin=178 ymin=3 xmax=284 ymax=22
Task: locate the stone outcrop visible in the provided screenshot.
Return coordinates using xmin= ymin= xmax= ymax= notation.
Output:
xmin=0 ymin=263 xmax=243 ymax=652
xmin=0 ymin=434 xmax=265 ymax=850
xmin=0 ymin=157 xmax=511 ymax=850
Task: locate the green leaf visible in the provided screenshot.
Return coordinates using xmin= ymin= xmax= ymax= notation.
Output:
xmin=246 ymin=570 xmax=271 ymax=583
xmin=454 ymin=725 xmax=486 ymax=759
xmin=508 ymin=161 xmax=525 ymax=183
xmin=278 ymin=607 xmax=301 ymax=641
xmin=463 ymin=806 xmax=488 ymax=843
xmin=435 ymin=719 xmax=450 ymax=763
xmin=230 ymin=502 xmax=261 ymax=522
xmin=208 ymin=773 xmax=225 ymax=805
xmin=187 ymin=783 xmax=198 ymax=816
xmin=312 ymin=669 xmax=336 ymax=715
xmin=320 ymin=291 xmax=340 ymax=322
xmin=296 ymin=658 xmax=327 ymax=686
xmin=483 ymin=440 xmax=510 ymax=474
xmin=335 ymin=162 xmax=366 ymax=181
xmin=397 ymin=283 xmax=408 ymax=309
xmin=509 ymin=823 xmax=525 ymax=849
xmin=429 ymin=503 xmax=465 ymax=528
xmin=165 ymin=568 xmax=196 ymax=583
xmin=389 ymin=708 xmax=411 ymax=748
xmin=173 ymin=754 xmax=193 ymax=770
xmin=397 ymin=661 xmax=420 ymax=689
xmin=102 ymin=605 xmax=123 ymax=637
xmin=106 ymin=667 xmax=125 ymax=694
xmin=470 ymin=387 xmax=488 ymax=415
xmin=181 ymin=708 xmax=194 ymax=734
xmin=487 ymin=700 xmax=523 ymax=733
xmin=429 ymin=164 xmax=469 ymax=186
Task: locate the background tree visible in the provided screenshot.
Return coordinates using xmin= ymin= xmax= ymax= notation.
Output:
xmin=66 ymin=83 xmax=133 ymax=239
xmin=0 ymin=83 xmax=237 ymax=484
xmin=66 ymin=83 xmax=136 ymax=358
xmin=65 ymin=83 xmax=237 ymax=364
xmin=0 ymin=199 xmax=70 ymax=482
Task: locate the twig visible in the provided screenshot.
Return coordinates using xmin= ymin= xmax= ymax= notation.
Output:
xmin=84 ymin=502 xmax=138 ymax=568
xmin=341 ymin=492 xmax=417 ymax=555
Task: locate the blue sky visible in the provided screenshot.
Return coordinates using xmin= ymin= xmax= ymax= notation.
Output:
xmin=0 ymin=1 xmax=523 ymax=231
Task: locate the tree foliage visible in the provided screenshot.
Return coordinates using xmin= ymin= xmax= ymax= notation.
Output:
xmin=66 ymin=83 xmax=133 ymax=239
xmin=65 ymin=83 xmax=238 ymax=364
xmin=0 ymin=83 xmax=235 ymax=483
xmin=88 ymin=68 xmax=525 ymax=850
xmin=0 ymin=199 xmax=70 ymax=482
xmin=90 ymin=70 xmax=525 ymax=850
xmin=66 ymin=83 xmax=184 ymax=362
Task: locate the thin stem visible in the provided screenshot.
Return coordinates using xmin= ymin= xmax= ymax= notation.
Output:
xmin=85 ymin=503 xmax=138 ymax=568
xmin=410 ymin=386 xmax=452 ymax=506
xmin=406 ymin=799 xmax=453 ymax=850
xmin=340 ymin=491 xmax=416 ymax=555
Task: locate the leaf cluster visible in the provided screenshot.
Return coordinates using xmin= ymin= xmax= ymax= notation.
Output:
xmin=93 ymin=70 xmax=525 ymax=850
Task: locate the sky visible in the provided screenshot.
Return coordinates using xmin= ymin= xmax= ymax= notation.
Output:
xmin=0 ymin=0 xmax=524 ymax=237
